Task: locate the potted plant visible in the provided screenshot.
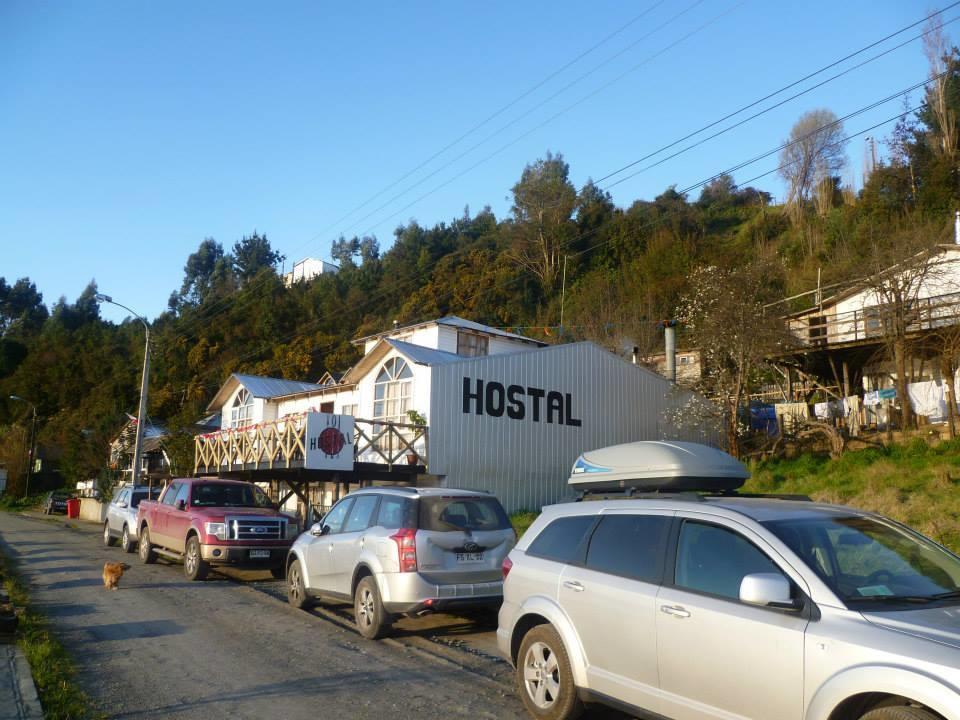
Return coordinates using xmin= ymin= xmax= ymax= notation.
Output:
xmin=405 ymin=410 xmax=427 ymax=464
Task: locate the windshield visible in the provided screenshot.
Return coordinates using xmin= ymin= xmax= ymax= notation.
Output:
xmin=190 ymin=483 xmax=273 ymax=508
xmin=418 ymin=496 xmax=510 ymax=532
xmin=764 ymin=515 xmax=960 ymax=608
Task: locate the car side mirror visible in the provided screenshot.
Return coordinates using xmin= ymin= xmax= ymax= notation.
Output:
xmin=176 ymin=499 xmax=186 ymax=511
xmin=740 ymin=573 xmax=800 ymax=610
xmin=117 ymin=501 xmax=128 ymax=509
xmin=310 ymin=522 xmax=325 ymax=537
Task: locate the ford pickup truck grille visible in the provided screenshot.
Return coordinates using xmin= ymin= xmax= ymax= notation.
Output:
xmin=226 ymin=516 xmax=285 ymax=541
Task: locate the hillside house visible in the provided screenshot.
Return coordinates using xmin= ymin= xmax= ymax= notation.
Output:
xmin=776 ymin=243 xmax=960 ymax=427
xmin=282 ymin=257 xmax=338 ymax=286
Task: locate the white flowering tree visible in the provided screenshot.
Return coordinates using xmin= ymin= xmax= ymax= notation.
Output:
xmin=677 ymin=261 xmax=793 ymax=457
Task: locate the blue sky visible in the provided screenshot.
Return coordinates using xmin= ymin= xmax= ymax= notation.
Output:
xmin=0 ymin=1 xmax=938 ymax=322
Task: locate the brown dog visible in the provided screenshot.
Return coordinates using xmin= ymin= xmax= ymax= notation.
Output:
xmin=102 ymin=562 xmax=130 ymax=590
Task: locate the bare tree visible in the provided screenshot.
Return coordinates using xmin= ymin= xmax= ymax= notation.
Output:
xmin=861 ymin=224 xmax=955 ymax=430
xmin=779 ymin=109 xmax=847 ymax=225
xmin=677 ymin=260 xmax=794 ymax=457
xmin=923 ymin=12 xmax=957 ymax=160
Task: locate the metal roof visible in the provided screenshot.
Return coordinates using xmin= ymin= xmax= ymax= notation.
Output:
xmin=352 ymin=315 xmax=546 ymax=347
xmin=384 ymin=338 xmax=464 ymax=366
xmin=206 ymin=373 xmax=326 ymax=411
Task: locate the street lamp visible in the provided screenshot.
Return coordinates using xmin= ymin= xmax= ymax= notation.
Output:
xmin=9 ymin=395 xmax=37 ymax=498
xmin=95 ymin=293 xmax=150 ymax=489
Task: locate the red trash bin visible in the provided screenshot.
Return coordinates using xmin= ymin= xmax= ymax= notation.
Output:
xmin=66 ymin=498 xmax=80 ymax=519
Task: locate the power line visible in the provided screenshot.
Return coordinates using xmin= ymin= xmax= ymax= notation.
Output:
xmin=155 ymin=4 xmax=952 ymax=356
xmin=159 ymin=87 xmax=926 ymax=401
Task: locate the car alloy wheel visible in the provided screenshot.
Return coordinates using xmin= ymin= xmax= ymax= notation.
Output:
xmin=121 ymin=525 xmax=134 ymax=553
xmin=357 ymin=587 xmax=374 ymax=628
xmin=523 ymin=641 xmax=561 ymax=711
xmin=288 ymin=561 xmax=306 ymax=608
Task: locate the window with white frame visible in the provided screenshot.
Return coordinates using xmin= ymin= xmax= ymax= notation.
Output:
xmin=230 ymin=389 xmax=254 ymax=428
xmin=373 ymin=358 xmax=413 ymax=421
xmin=340 ymin=404 xmax=358 ymax=416
xmin=457 ymin=331 xmax=489 ymax=357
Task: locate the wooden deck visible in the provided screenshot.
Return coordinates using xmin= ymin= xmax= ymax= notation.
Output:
xmin=194 ymin=414 xmax=428 ymax=475
xmin=788 ymin=291 xmax=960 ymax=349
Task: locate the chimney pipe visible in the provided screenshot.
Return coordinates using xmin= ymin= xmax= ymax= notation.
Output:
xmin=954 ymin=210 xmax=959 ymax=245
xmin=664 ymin=324 xmax=677 ymax=383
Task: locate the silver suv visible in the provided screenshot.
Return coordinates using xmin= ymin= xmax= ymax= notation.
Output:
xmin=498 ymin=496 xmax=960 ymax=720
xmin=286 ymin=487 xmax=516 ymax=639
xmin=102 ymin=485 xmax=159 ymax=553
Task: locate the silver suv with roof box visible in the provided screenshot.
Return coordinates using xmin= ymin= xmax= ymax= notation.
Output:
xmin=286 ymin=486 xmax=516 ymax=639
xmin=498 ymin=441 xmax=960 ymax=720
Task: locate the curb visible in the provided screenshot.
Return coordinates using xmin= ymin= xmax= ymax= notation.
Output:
xmin=4 ymin=645 xmax=42 ymax=719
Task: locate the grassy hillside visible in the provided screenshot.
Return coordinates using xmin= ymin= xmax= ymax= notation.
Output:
xmin=747 ymin=438 xmax=960 ymax=553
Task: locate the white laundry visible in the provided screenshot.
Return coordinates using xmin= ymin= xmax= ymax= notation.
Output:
xmin=906 ymin=380 xmax=948 ymax=420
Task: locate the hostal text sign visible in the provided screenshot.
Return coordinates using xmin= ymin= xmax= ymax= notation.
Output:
xmin=462 ymin=378 xmax=582 ymax=426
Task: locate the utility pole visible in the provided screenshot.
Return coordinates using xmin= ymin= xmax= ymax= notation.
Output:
xmin=96 ymin=294 xmax=150 ymax=492
xmin=9 ymin=396 xmax=37 ymax=498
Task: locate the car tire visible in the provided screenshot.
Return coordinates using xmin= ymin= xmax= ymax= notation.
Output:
xmin=138 ymin=526 xmax=157 ymax=564
xmin=354 ymin=576 xmax=391 ymax=640
xmin=183 ymin=536 xmax=209 ymax=581
xmin=860 ymin=708 xmax=940 ymax=720
xmin=103 ymin=522 xmax=116 ymax=547
xmin=287 ymin=559 xmax=311 ymax=610
xmin=516 ymin=624 xmax=584 ymax=720
xmin=121 ymin=524 xmax=135 ymax=554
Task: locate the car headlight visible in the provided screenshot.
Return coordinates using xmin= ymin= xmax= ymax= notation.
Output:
xmin=204 ymin=522 xmax=227 ymax=541
xmin=285 ymin=521 xmax=300 ymax=539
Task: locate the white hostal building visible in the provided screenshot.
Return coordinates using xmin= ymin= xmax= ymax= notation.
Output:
xmin=196 ymin=316 xmax=719 ymax=513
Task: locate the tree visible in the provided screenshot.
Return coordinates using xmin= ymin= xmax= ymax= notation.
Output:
xmin=506 ymin=152 xmax=577 ymax=290
xmin=178 ymin=239 xmax=235 ymax=305
xmin=860 ymin=223 xmax=954 ymax=430
xmin=921 ymin=14 xmax=958 ymax=161
xmin=232 ymin=232 xmax=283 ymax=284
xmin=0 ymin=277 xmax=48 ymax=336
xmin=779 ymin=109 xmax=847 ymax=225
xmin=677 ymin=260 xmax=791 ymax=457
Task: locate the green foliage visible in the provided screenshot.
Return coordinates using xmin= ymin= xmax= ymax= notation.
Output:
xmin=748 ymin=439 xmax=960 ymax=551
xmin=3 ymin=40 xmax=960 ymax=480
xmin=510 ymin=510 xmax=539 ymax=538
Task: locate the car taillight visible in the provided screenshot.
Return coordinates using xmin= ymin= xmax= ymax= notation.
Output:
xmin=390 ymin=528 xmax=418 ymax=573
xmin=502 ymin=555 xmax=513 ymax=580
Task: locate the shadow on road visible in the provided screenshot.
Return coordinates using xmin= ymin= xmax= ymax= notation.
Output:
xmin=44 ymin=578 xmax=104 ymax=590
xmin=84 ymin=619 xmax=186 ymax=642
xmin=39 ymin=603 xmax=99 ymax=618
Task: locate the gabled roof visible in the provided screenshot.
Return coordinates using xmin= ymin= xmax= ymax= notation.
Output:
xmin=340 ymin=337 xmax=464 ymax=385
xmin=205 ymin=373 xmax=326 ymax=412
xmin=352 ymin=315 xmax=546 ymax=347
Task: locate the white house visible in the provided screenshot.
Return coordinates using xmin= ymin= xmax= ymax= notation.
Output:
xmin=198 ymin=316 xmax=719 ymax=511
xmin=282 ymin=257 xmax=339 ymax=287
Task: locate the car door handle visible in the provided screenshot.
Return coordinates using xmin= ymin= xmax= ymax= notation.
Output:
xmin=660 ymin=604 xmax=691 ymax=618
xmin=562 ymin=580 xmax=584 ymax=592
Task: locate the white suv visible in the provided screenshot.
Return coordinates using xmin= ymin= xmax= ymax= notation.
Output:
xmin=286 ymin=487 xmax=516 ymax=639
xmin=498 ymin=495 xmax=960 ymax=720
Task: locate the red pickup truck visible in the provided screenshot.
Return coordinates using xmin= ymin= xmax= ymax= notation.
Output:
xmin=135 ymin=478 xmax=298 ymax=581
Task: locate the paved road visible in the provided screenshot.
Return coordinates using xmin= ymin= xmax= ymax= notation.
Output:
xmin=0 ymin=512 xmax=528 ymax=719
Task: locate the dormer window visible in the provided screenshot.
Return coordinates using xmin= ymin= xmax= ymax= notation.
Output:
xmin=457 ymin=331 xmax=489 ymax=357
xmin=230 ymin=389 xmax=254 ymax=428
xmin=374 ymin=358 xmax=413 ymax=422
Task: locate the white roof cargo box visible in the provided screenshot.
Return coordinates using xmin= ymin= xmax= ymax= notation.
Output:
xmin=568 ymin=440 xmax=749 ymax=493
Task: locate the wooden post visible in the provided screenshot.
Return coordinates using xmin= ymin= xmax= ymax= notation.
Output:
xmin=786 ymin=367 xmax=794 ymax=402
xmin=842 ymin=361 xmax=851 ymax=398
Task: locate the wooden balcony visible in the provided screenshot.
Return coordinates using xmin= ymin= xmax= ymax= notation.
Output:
xmin=788 ymin=291 xmax=960 ymax=349
xmin=194 ymin=414 xmax=428 ymax=475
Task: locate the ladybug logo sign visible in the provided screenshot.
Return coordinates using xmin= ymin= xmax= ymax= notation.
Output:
xmin=305 ymin=412 xmax=355 ymax=470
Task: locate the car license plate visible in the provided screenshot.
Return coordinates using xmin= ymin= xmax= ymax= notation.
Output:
xmin=456 ymin=552 xmax=484 ymax=563
xmin=249 ymin=549 xmax=271 ymax=559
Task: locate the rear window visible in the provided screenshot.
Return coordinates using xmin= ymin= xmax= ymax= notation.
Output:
xmin=418 ymin=496 xmax=510 ymax=532
xmin=527 ymin=515 xmax=596 ymax=564
xmin=130 ymin=489 xmax=160 ymax=507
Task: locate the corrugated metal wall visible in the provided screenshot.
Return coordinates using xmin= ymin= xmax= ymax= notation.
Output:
xmin=428 ymin=342 xmax=720 ymax=513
